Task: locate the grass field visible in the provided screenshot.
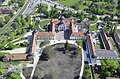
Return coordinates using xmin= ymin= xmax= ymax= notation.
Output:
xmin=89 ymin=19 xmax=98 ymax=24
xmin=35 ymin=20 xmax=50 ymax=32
xmin=55 ymin=0 xmax=80 ymax=7
xmin=89 ymin=25 xmax=96 ymax=31
xmin=78 ymin=4 xmax=87 ymax=10
xmin=41 ymin=20 xmax=50 ymax=28
xmin=109 ymin=37 xmax=116 ymax=50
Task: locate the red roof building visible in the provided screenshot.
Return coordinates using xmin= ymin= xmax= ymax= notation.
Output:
xmin=100 ymin=32 xmax=111 ymax=50
xmin=3 ymin=54 xmax=28 ymax=61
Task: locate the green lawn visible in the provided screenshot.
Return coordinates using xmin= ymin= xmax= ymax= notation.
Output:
xmin=79 ymin=4 xmax=87 ymax=10
xmin=41 ymin=20 xmax=50 ymax=28
xmin=117 ymin=29 xmax=120 ymax=32
xmin=35 ymin=20 xmax=50 ymax=32
xmin=55 ymin=0 xmax=80 ymax=7
xmin=94 ymin=43 xmax=101 ymax=49
xmin=89 ymin=19 xmax=98 ymax=24
xmin=109 ymin=37 xmax=116 ymax=50
xmin=89 ymin=25 xmax=96 ymax=31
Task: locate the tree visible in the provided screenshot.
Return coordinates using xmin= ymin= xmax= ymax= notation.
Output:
xmin=9 ymin=73 xmax=21 ymax=79
xmin=10 ymin=12 xmax=14 ymax=17
xmin=116 ymin=0 xmax=120 ymax=23
xmin=21 ymin=0 xmax=25 ymax=6
xmin=14 ymin=22 xmax=19 ymax=29
xmin=103 ymin=71 xmax=111 ymax=77
xmin=41 ymin=46 xmax=52 ymax=61
xmin=0 ymin=21 xmax=5 ymax=28
xmin=39 ymin=40 xmax=50 ymax=47
xmin=117 ymin=66 xmax=120 ymax=77
xmin=100 ymin=59 xmax=119 ymax=78
xmin=7 ymin=43 xmax=15 ymax=50
xmin=76 ymin=40 xmax=82 ymax=46
xmin=64 ymin=41 xmax=69 ymax=50
xmin=25 ymin=15 xmax=31 ymax=22
xmin=16 ymin=28 xmax=22 ymax=35
xmin=29 ymin=24 xmax=34 ymax=30
xmin=0 ymin=69 xmax=4 ymax=75
xmin=74 ymin=47 xmax=81 ymax=55
xmin=4 ymin=16 xmax=11 ymax=23
xmin=83 ymin=69 xmax=91 ymax=79
xmin=0 ymin=18 xmax=5 ymax=28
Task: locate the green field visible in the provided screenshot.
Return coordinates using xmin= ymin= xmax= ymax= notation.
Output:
xmin=35 ymin=20 xmax=50 ymax=32
xmin=78 ymin=4 xmax=87 ymax=10
xmin=41 ymin=20 xmax=50 ymax=28
xmin=55 ymin=0 xmax=80 ymax=7
xmin=89 ymin=25 xmax=96 ymax=31
xmin=89 ymin=18 xmax=98 ymax=24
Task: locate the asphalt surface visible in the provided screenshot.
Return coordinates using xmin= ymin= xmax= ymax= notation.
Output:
xmin=23 ymin=0 xmax=81 ymax=17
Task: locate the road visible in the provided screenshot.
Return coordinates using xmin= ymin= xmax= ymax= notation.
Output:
xmin=23 ymin=0 xmax=81 ymax=17
xmin=41 ymin=0 xmax=80 ymax=13
xmin=23 ymin=0 xmax=40 ymax=18
xmin=0 ymin=0 xmax=29 ymax=35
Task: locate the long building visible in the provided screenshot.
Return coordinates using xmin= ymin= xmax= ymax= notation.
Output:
xmin=36 ymin=18 xmax=86 ymax=40
xmin=0 ymin=6 xmax=14 ymax=14
xmin=100 ymin=32 xmax=111 ymax=50
xmin=87 ymin=34 xmax=96 ymax=57
xmin=3 ymin=54 xmax=28 ymax=61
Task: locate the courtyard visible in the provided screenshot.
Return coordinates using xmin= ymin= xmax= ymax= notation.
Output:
xmin=33 ymin=43 xmax=82 ymax=79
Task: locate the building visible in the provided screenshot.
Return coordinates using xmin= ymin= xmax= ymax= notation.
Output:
xmin=87 ymin=34 xmax=96 ymax=57
xmin=87 ymin=32 xmax=118 ymax=60
xmin=35 ymin=17 xmax=86 ymax=40
xmin=3 ymin=54 xmax=28 ymax=61
xmin=95 ymin=49 xmax=118 ymax=60
xmin=100 ymin=32 xmax=112 ymax=50
xmin=0 ymin=6 xmax=14 ymax=14
xmin=70 ymin=32 xmax=85 ymax=40
xmin=36 ymin=32 xmax=55 ymax=40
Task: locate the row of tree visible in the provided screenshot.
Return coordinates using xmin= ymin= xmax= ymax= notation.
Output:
xmin=98 ymin=59 xmax=120 ymax=78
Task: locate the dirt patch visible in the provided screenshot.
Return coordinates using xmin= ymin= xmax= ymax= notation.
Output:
xmin=33 ymin=44 xmax=82 ymax=79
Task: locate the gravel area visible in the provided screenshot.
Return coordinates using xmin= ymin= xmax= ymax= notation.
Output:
xmin=33 ymin=44 xmax=82 ymax=79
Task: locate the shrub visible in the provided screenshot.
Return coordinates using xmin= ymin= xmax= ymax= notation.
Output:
xmin=76 ymin=40 xmax=82 ymax=46
xmin=39 ymin=40 xmax=50 ymax=47
xmin=41 ymin=46 xmax=53 ymax=61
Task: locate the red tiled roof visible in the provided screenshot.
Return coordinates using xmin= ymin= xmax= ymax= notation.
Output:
xmin=3 ymin=54 xmax=28 ymax=61
xmin=36 ymin=32 xmax=55 ymax=37
xmin=88 ymin=35 xmax=95 ymax=55
xmin=52 ymin=19 xmax=60 ymax=25
xmin=101 ymin=32 xmax=111 ymax=50
xmin=0 ymin=9 xmax=12 ymax=13
xmin=71 ymin=19 xmax=74 ymax=33
xmin=64 ymin=19 xmax=70 ymax=26
xmin=71 ymin=32 xmax=84 ymax=36
xmin=31 ymin=34 xmax=36 ymax=53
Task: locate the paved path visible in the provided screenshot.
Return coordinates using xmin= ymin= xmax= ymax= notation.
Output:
xmin=20 ymin=72 xmax=26 ymax=79
xmin=0 ymin=48 xmax=26 ymax=54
